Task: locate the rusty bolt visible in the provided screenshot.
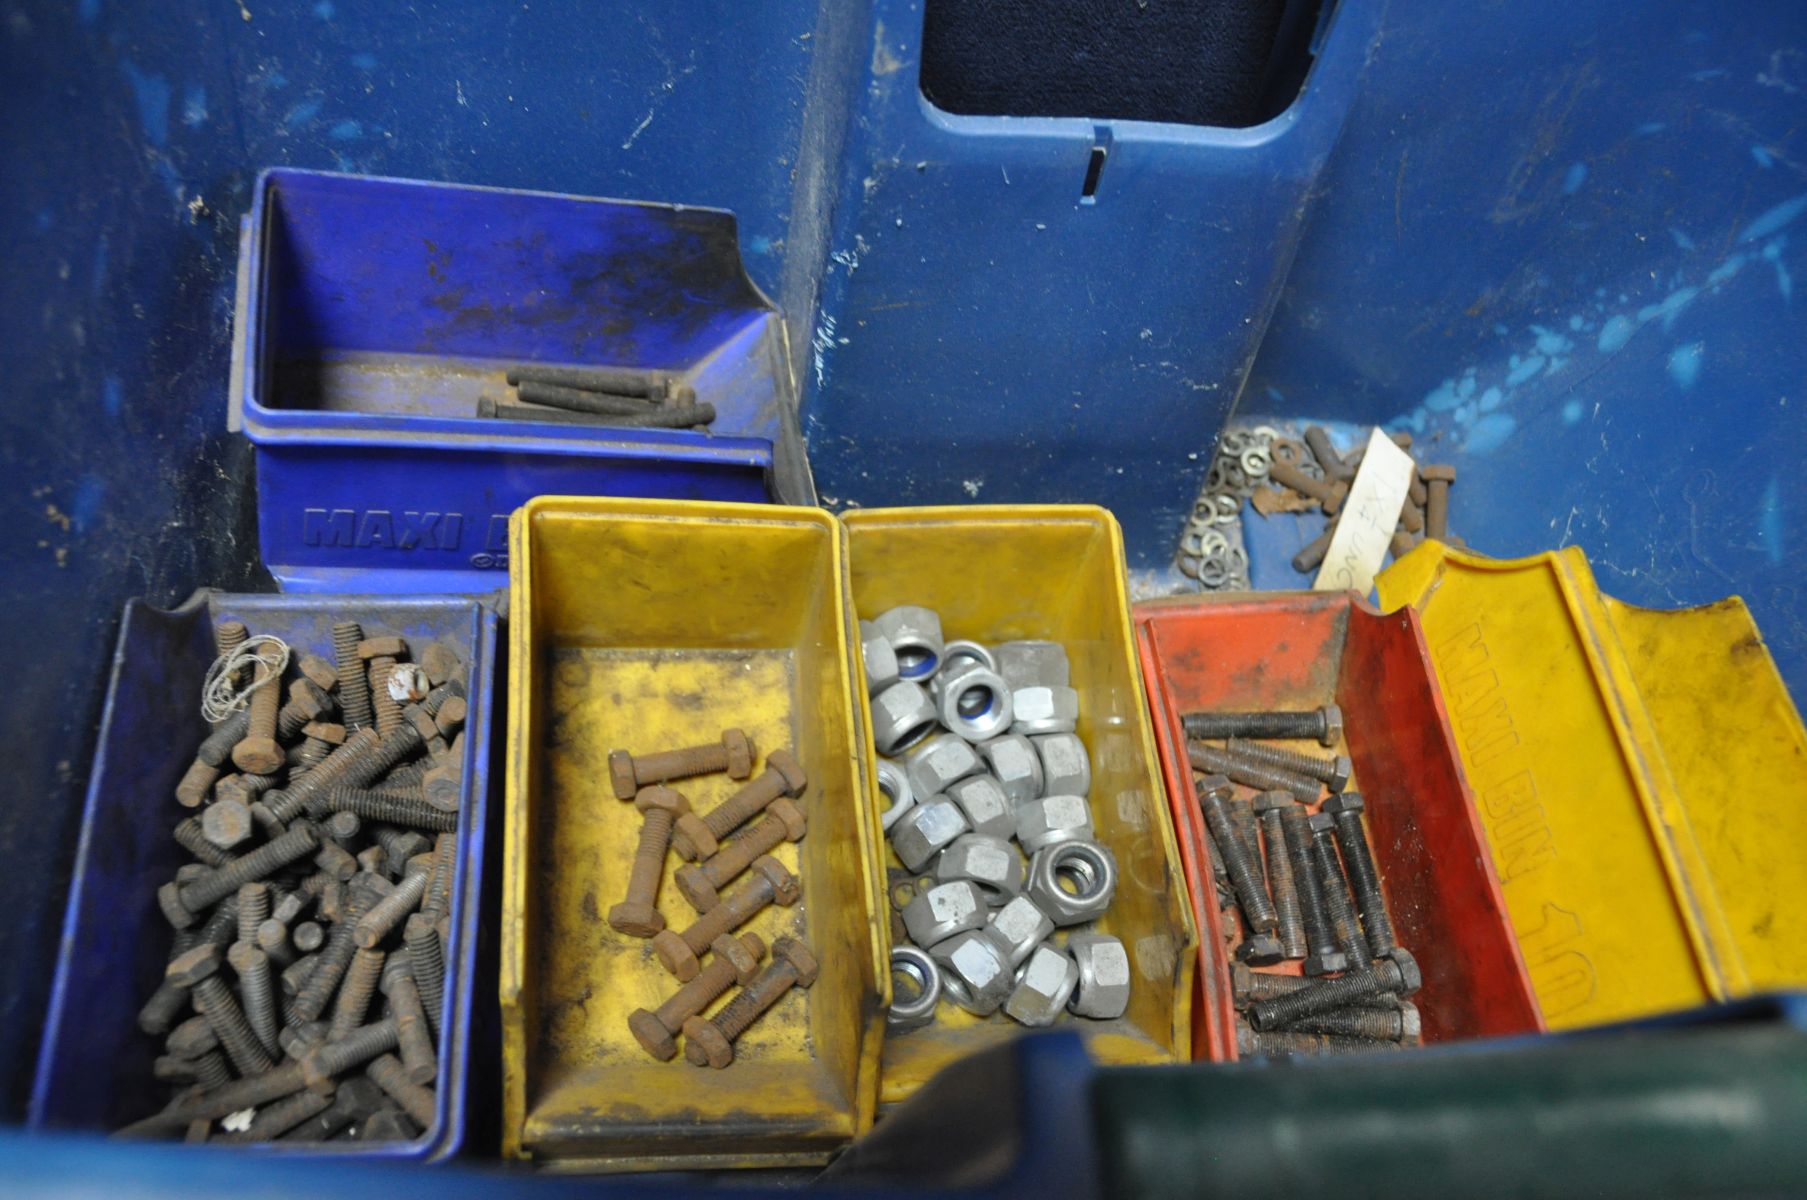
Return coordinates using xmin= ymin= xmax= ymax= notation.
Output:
xmin=1303 ymin=426 xmax=1353 ymax=482
xmin=670 ymin=748 xmax=806 ymax=861
xmin=628 ymin=932 xmax=765 ymax=1061
xmin=1323 ymin=793 xmax=1396 ymax=959
xmin=1188 ymin=742 xmax=1320 ymax=803
xmin=1253 ymin=792 xmax=1306 ymax=961
xmin=332 ymin=621 xmax=374 ymax=731
xmin=405 ymin=913 xmax=445 ymax=1037
xmin=164 ymin=942 xmax=224 ymax=988
xmin=297 ymin=652 xmax=338 ymax=692
xmin=354 ymin=867 xmax=429 ymax=948
xmin=202 ymin=798 xmax=253 ymax=850
xmin=173 ymin=816 xmax=233 ymax=868
xmin=609 ymin=728 xmax=756 ymax=800
xmin=1309 ymin=813 xmax=1367 ymax=964
xmin=682 ymin=936 xmax=818 ymax=1068
xmin=277 ymin=679 xmax=333 ymax=742
xmin=174 ymin=758 xmax=222 ymax=809
xmin=1421 ymin=464 xmax=1456 ymax=540
xmin=608 ymin=786 xmax=690 ymax=937
xmin=419 ymin=641 xmax=460 ymax=687
xmin=367 ymin=657 xmax=402 ymax=737
xmin=1247 ymin=948 xmax=1421 ymax=1030
xmin=299 ymin=1018 xmax=399 ymax=1095
xmin=330 ymin=947 xmax=386 ymax=1041
xmin=368 ymin=1053 xmax=435 ymax=1129
xmin=1181 ymin=704 xmax=1344 ymax=748
xmin=383 ymin=966 xmax=438 ymax=1085
xmin=651 ymin=857 xmax=799 ymax=981
xmin=1224 ymin=738 xmax=1352 ymax=792
xmin=1196 ymin=777 xmax=1276 ymax=935
xmin=193 ymin=974 xmax=273 ymax=1076
xmin=1269 ymin=458 xmax=1346 ymax=515
xmin=673 ymin=797 xmax=807 ymax=913
xmin=231 ymin=646 xmax=288 ymax=774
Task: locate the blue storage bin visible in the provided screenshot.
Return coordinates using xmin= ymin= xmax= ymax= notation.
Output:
xmin=28 ymin=591 xmax=498 ymax=1162
xmin=230 ymin=168 xmax=800 ymax=593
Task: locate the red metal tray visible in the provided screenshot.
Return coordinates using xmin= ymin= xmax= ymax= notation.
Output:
xmin=1134 ymin=590 xmax=1545 ymax=1060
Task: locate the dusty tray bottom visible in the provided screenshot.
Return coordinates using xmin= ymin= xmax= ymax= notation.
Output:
xmin=524 ymin=644 xmax=852 ymax=1158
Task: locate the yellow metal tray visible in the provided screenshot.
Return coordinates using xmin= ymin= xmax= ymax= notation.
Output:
xmin=1379 ymin=541 xmax=1807 ymax=1028
xmin=501 ymin=497 xmax=887 ymax=1171
xmin=842 ymin=506 xmax=1197 ymax=1106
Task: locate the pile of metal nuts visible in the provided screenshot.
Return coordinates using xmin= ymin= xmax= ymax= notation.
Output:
xmin=125 ymin=622 xmax=468 ymax=1143
xmin=479 ymin=362 xmax=716 ymax=430
xmin=863 ymin=606 xmax=1131 ymax=1031
xmin=609 ymin=730 xmax=820 ymax=1069
xmin=1182 ymin=704 xmax=1424 ymax=1059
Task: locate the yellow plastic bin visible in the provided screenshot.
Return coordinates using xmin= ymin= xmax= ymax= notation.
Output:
xmin=502 ymin=497 xmax=887 ymax=1171
xmin=842 ymin=506 xmax=1196 ymax=1107
xmin=1379 ymin=541 xmax=1807 ymax=1029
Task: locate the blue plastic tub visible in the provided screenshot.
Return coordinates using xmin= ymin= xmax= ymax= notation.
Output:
xmin=229 ymin=168 xmax=804 ymax=593
xmin=28 ymin=590 xmax=498 ymax=1161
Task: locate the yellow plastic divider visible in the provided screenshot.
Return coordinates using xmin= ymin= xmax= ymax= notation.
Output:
xmin=1378 ymin=541 xmax=1807 ymax=1028
xmin=842 ymin=506 xmax=1196 ymax=1106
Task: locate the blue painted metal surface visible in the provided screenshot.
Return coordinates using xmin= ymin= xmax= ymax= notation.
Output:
xmin=1240 ymin=1 xmax=1807 ymax=697
xmin=29 ymin=591 xmax=497 ymax=1161
xmin=236 ymin=169 xmax=785 ymax=592
xmin=795 ymin=0 xmax=1378 ymax=571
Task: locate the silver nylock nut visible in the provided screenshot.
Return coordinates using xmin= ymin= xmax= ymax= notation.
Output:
xmin=1025 ymin=840 xmax=1118 ymax=927
xmin=888 ymin=945 xmax=941 ymax=1031
xmin=875 ymin=758 xmax=916 ymax=833
xmin=860 ymin=620 xmax=900 ymax=695
xmin=1033 ymin=732 xmax=1091 ymax=798
xmin=1015 ymin=794 xmax=1094 ymax=854
xmin=981 ymin=733 xmax=1044 ymax=805
xmin=1067 ymin=931 xmax=1132 ymax=1019
xmin=871 ymin=680 xmax=939 ymax=756
xmin=995 ymin=640 xmax=1070 ymax=690
xmin=1005 ymin=943 xmax=1081 ymax=1027
xmin=872 ymin=605 xmax=946 ymax=682
xmin=935 ymin=658 xmax=1014 ymax=743
xmin=1012 ymin=685 xmax=1079 ymax=736
xmin=936 ymin=833 xmax=1024 ymax=904
xmin=902 ymin=879 xmax=988 ymax=947
xmin=929 ymin=640 xmax=997 ymax=700
xmin=904 ymin=733 xmax=984 ymax=801
xmin=931 ymin=929 xmax=1015 ymax=1016
xmin=890 ymin=795 xmax=970 ymax=871
xmin=987 ymin=894 xmax=1056 ymax=967
xmin=945 ymin=774 xmax=1015 ymax=840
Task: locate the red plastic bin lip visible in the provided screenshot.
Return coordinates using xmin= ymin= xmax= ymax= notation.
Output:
xmin=1134 ymin=589 xmax=1546 ymax=1062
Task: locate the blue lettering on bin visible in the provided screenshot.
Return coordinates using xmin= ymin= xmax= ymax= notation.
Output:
xmin=302 ymin=508 xmax=357 ymax=546
xmin=302 ymin=508 xmax=465 ymax=551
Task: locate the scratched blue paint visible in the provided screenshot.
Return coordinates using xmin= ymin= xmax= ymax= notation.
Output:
xmin=1598 ymin=313 xmax=1638 ymax=352
xmin=1561 ymin=162 xmax=1588 ymax=194
xmin=1464 ymin=412 xmax=1518 ymax=455
xmin=1568 ymin=313 xmax=1586 ymax=330
xmin=1639 ymin=286 xmax=1699 ymax=330
xmin=1692 ymin=68 xmax=1728 ymax=81
xmin=1562 ymin=399 xmax=1585 ymax=424
xmin=1752 ymin=145 xmax=1777 ymax=169
xmin=1758 ymin=476 xmax=1785 ymax=566
xmin=1667 ymin=341 xmax=1704 ymax=388
xmin=1739 ymin=192 xmax=1807 ymax=242
xmin=1423 ymin=378 xmax=1462 ymax=412
xmin=313 ymin=0 xmax=335 ymax=17
xmin=1531 ymin=325 xmax=1573 ymax=356
xmin=1480 ymin=386 xmax=1504 ymax=412
xmin=1505 ymin=354 xmax=1546 ymax=385
xmin=181 ymin=83 xmax=207 ymax=127
xmin=1635 ymin=121 xmax=1666 ymax=135
xmin=284 ymin=97 xmax=324 ymax=127
xmin=329 ymin=119 xmax=362 ymax=140
xmin=119 ymin=63 xmax=171 ymax=148
xmin=1706 ymin=254 xmax=1746 ymax=286
xmin=1670 ymin=227 xmax=1696 ymax=250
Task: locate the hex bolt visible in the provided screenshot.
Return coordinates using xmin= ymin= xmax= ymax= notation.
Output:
xmin=158 ymin=1062 xmax=312 ymax=1126
xmin=1397 ymin=500 xmax=1425 ymax=535
xmin=421 ymin=831 xmax=457 ymax=921
xmin=479 ymin=395 xmax=716 ymax=428
xmin=1188 ymin=742 xmax=1320 ymax=803
xmin=404 ymin=914 xmax=444 ymax=1037
xmin=355 ymin=867 xmax=428 ymax=948
xmin=674 ymin=797 xmax=806 ymax=913
xmin=193 ymin=974 xmax=274 ymax=1076
xmin=505 ymin=361 xmax=672 ymax=398
xmin=1323 ymin=794 xmax=1396 ymax=959
xmin=1224 ymin=738 xmax=1352 ymax=792
xmin=367 ymin=1053 xmax=435 ymax=1129
xmin=235 ymin=883 xmax=271 ymax=945
xmin=1291 ymin=522 xmax=1337 ymax=575
xmin=291 ymin=878 xmax=381 ymax=1023
xmin=1195 ymin=777 xmax=1277 ymax=934
xmin=1421 ymin=464 xmax=1457 ymax=539
xmin=1236 ymin=1027 xmax=1401 ymax=1058
xmin=325 ymin=786 xmax=457 ymax=831
xmin=384 ymin=968 xmax=438 ymax=1085
xmin=174 ymin=759 xmax=222 ymax=809
xmin=293 ymin=724 xmax=424 ymax=821
xmin=173 ymin=816 xmax=233 ymax=868
xmin=1253 ymin=793 xmax=1306 ymax=960
xmin=604 ymin=786 xmax=689 ymax=938
xmin=1303 ymin=426 xmax=1353 ymax=482
xmin=173 ymin=823 xmax=320 ymax=920
xmin=670 ymin=749 xmax=806 ymax=861
xmin=332 ymin=622 xmax=375 ymax=732
xmin=627 ymin=932 xmax=766 ymax=1061
xmin=214 ymin=619 xmax=249 ymax=666
xmin=1181 ymin=704 xmax=1344 ymax=747
xmin=299 ymin=1019 xmax=400 ymax=1095
xmin=330 ymin=947 xmax=386 ymax=1040
xmin=363 ymin=653 xmax=402 ymax=738
xmin=515 ymin=378 xmax=660 ymax=416
xmin=682 ymin=936 xmax=818 ymax=1068
xmin=263 ymin=728 xmax=380 ymax=822
xmin=228 ymin=941 xmax=279 ymax=1056
xmin=1269 ymin=458 xmax=1345 ymax=515
xmin=217 ymin=1088 xmax=332 ymax=1143
xmin=1309 ymin=813 xmax=1367 ymax=963
xmin=609 ymin=728 xmax=756 ymax=800
xmin=1279 ymin=806 xmax=1346 ymax=975
xmin=316 ymin=839 xmax=357 ymax=882
xmin=1276 ymin=1003 xmax=1419 ymax=1043
xmin=1229 ymin=962 xmax=1403 ymax=1009
xmin=231 ymin=646 xmax=287 ymax=774
xmin=1247 ymin=949 xmax=1420 ymax=1030
xmin=651 ymin=857 xmax=800 ymax=981
xmin=195 ymin=709 xmax=254 ymax=770
xmin=277 ymin=680 xmax=332 ymax=742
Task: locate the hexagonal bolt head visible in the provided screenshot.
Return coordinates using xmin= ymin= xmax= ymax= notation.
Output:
xmin=945 ymin=774 xmax=1016 ymax=840
xmin=935 ymin=833 xmax=1024 ymax=905
xmin=165 ymin=942 xmax=224 ymax=988
xmin=987 ymin=894 xmax=1056 ymax=968
xmin=930 ymin=929 xmax=1014 ymax=1016
xmin=1015 ymin=794 xmax=1094 ymax=854
xmin=1252 ymin=790 xmax=1295 ymax=816
xmin=1236 ymin=934 xmax=1286 ymax=966
xmin=1387 ymin=946 xmax=1423 ymax=995
xmin=628 ymin=1008 xmax=680 ymax=1062
xmin=995 ymin=640 xmax=1070 ymax=691
xmin=1032 ymin=733 xmax=1091 ymax=798
xmin=902 ymin=879 xmax=988 ymax=948
xmin=1011 ymin=686 xmax=1079 ymax=736
xmin=1004 ymin=943 xmax=1081 ymax=1027
xmin=889 ymin=796 xmax=970 ymax=872
xmin=860 ymin=620 xmax=901 ymax=695
xmin=357 ymin=636 xmax=408 ymax=660
xmin=157 ymin=881 xmax=197 ymax=930
xmin=980 ymin=733 xmax=1044 ymax=806
xmin=903 ymin=733 xmax=983 ymax=802
xmin=1067 ymin=932 xmax=1132 ymax=1019
xmin=1321 ymin=703 xmax=1346 ymax=748
xmin=1024 ymin=840 xmax=1118 ymax=927
xmin=871 ymin=605 xmax=945 ymax=681
xmin=1320 ymin=791 xmax=1364 ymax=818
xmin=202 ymin=798 xmax=254 ymax=850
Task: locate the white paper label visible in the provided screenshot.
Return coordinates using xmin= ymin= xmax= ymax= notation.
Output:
xmin=1314 ymin=428 xmax=1414 ymax=595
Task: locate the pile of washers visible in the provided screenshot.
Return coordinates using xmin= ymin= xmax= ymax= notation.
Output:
xmin=860 ymin=606 xmax=1130 ymax=1030
xmin=1176 ymin=425 xmax=1299 ymax=589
